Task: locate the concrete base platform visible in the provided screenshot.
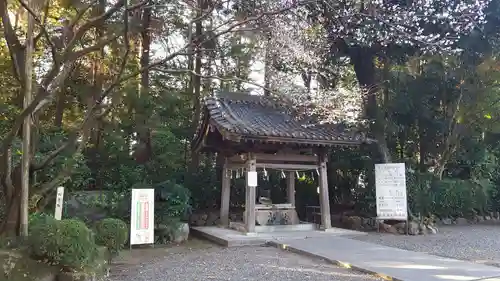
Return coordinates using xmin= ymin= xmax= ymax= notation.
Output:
xmin=191 ymin=226 xmax=367 ymax=247
xmin=269 ymin=236 xmax=500 ymax=281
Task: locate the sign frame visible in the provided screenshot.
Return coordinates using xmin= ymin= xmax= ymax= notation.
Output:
xmin=130 ymin=188 xmax=155 ymax=247
xmin=374 ymin=163 xmax=409 ymax=234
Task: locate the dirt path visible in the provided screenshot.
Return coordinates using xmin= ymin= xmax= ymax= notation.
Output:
xmin=109 ymin=239 xmax=383 ymax=281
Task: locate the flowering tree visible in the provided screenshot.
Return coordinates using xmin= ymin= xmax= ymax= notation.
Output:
xmin=306 ymin=0 xmax=492 ymax=162
xmin=233 ymin=0 xmax=490 ymax=135
xmin=241 ymin=4 xmax=364 ymax=124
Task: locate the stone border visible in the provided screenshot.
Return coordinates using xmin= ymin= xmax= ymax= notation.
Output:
xmin=267 ymin=241 xmax=398 ymax=281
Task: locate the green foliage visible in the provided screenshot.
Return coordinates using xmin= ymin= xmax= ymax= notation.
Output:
xmin=28 ymin=214 xmax=61 ymax=261
xmin=28 ymin=218 xmax=97 ymax=271
xmin=94 ymin=218 xmax=128 ymax=257
xmin=155 ymin=180 xmax=191 ymax=224
xmin=1 ymin=0 xmax=500 ymax=239
xmin=154 ymin=181 xmax=191 ymax=244
xmin=406 ymin=172 xmax=494 ymax=218
xmin=57 ymin=219 xmax=97 ymax=270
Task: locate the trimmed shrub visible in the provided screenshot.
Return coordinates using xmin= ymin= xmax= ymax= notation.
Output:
xmin=28 ymin=214 xmax=62 ymax=262
xmin=28 ymin=218 xmax=97 ymax=271
xmin=94 ymin=218 xmax=128 ymax=257
xmin=58 ymin=219 xmax=97 ymax=270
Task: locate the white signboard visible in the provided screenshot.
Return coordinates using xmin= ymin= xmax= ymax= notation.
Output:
xmin=375 ymin=163 xmax=408 ymax=220
xmin=247 ymin=171 xmax=258 ymax=187
xmin=54 ymin=186 xmax=64 ymax=220
xmin=130 ymin=189 xmax=155 ymax=245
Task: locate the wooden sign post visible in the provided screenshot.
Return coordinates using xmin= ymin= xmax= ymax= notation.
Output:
xmin=54 ymin=186 xmax=65 ymax=220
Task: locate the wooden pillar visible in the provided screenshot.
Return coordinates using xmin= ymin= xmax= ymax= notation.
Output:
xmin=245 ymin=153 xmax=257 ymax=233
xmin=220 ymin=161 xmax=230 ymax=227
xmin=287 ymin=171 xmax=295 ymax=206
xmin=318 ymin=153 xmax=332 ymax=229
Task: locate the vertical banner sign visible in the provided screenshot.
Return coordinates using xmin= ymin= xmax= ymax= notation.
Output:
xmin=130 ymin=189 xmax=155 ymax=245
xmin=54 ymin=186 xmax=64 ymax=220
xmin=375 ymin=163 xmax=408 ymax=220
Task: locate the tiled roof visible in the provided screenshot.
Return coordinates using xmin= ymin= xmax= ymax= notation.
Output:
xmin=193 ymin=92 xmax=366 ymax=149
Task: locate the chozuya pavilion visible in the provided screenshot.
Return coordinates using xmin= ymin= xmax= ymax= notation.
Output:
xmin=192 ymin=91 xmax=366 ymax=234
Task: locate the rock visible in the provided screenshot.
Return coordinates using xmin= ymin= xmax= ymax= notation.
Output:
xmin=441 ymin=218 xmax=453 ymax=225
xmin=476 ymin=215 xmax=484 ymax=223
xmin=393 ymin=222 xmax=407 ymax=234
xmin=418 ymin=223 xmax=428 ymax=235
xmin=230 ymin=222 xmax=246 ymax=233
xmin=344 ymin=216 xmax=363 ymax=230
xmin=379 ymin=222 xmax=399 ymax=234
xmin=426 ymin=225 xmax=438 ymax=234
xmin=408 ymin=221 xmax=420 ymax=235
xmin=190 ymin=213 xmax=208 ymax=226
xmin=173 ymin=223 xmax=190 ymax=243
xmin=205 ymin=212 xmax=219 ymax=226
xmin=361 ymin=217 xmax=376 ymax=230
xmin=455 ymin=217 xmax=468 ymax=225
xmin=485 ymin=216 xmax=492 ymax=221
xmin=387 ymin=226 xmax=399 ymax=234
xmin=65 ymin=191 xmax=123 ymax=224
xmin=200 ymin=213 xmax=208 ymax=224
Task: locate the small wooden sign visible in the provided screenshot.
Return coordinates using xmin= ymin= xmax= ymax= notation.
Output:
xmin=54 ymin=186 xmax=65 ymax=220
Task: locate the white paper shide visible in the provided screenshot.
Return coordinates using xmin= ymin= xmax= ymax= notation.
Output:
xmin=375 ymin=163 xmax=408 ymax=220
xmin=130 ymin=189 xmax=155 ymax=245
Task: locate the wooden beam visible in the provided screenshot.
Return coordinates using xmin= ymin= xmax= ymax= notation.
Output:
xmin=220 ymin=161 xmax=231 ymax=227
xmin=229 ymin=153 xmax=318 ymax=163
xmin=287 ymin=171 xmax=295 ymax=206
xmin=245 ymin=153 xmax=256 ymax=233
xmin=227 ymin=163 xmax=318 ymax=170
xmin=318 ymin=154 xmax=332 ymax=230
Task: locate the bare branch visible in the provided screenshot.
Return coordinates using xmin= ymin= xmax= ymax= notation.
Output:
xmin=67 ymin=35 xmax=120 ymax=61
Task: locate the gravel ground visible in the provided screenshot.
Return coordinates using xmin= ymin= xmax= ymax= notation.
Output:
xmin=350 ymin=224 xmax=500 ymax=266
xmin=109 ymin=240 xmax=383 ymax=281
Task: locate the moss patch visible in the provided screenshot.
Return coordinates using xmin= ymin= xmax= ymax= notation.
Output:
xmin=1 ymin=246 xmax=109 ymax=281
xmin=1 ymin=250 xmax=58 ymax=281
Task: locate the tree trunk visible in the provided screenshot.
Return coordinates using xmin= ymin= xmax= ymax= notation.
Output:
xmin=132 ymin=3 xmax=152 ymax=164
xmin=0 ymin=151 xmax=21 ymax=236
xmin=1 ymin=190 xmax=21 ymax=236
xmin=418 ymin=119 xmax=426 ymax=172
xmin=54 ymin=89 xmax=66 ymax=128
xmin=434 ymin=88 xmax=463 ymax=179
xmin=188 ymin=1 xmax=203 ymax=172
xmin=350 ymin=47 xmax=391 ymax=163
xmin=87 ymin=0 xmax=106 ymax=184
